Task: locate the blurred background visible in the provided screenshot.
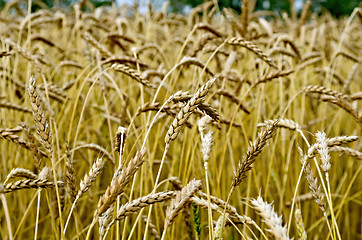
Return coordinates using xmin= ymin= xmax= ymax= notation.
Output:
xmin=0 ymin=0 xmax=361 ymax=18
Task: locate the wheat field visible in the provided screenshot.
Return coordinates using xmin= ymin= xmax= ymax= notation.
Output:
xmin=0 ymin=1 xmax=361 ymax=239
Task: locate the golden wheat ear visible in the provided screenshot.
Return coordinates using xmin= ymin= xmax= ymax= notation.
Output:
xmin=232 ymin=119 xmax=279 ymax=189
xmin=28 ymin=76 xmax=53 ymax=156
xmin=95 ymin=149 xmax=147 ymax=217
xmin=164 ymin=179 xmax=202 ymax=232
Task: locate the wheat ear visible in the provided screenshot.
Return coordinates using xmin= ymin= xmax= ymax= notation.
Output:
xmin=65 ymin=142 xmax=77 ymax=202
xmin=0 ymin=101 xmax=32 ymax=113
xmin=0 ymin=130 xmax=48 ymax=160
xmin=215 ymin=89 xmax=250 ymax=114
xmin=83 ymin=31 xmax=112 ymax=58
xmin=226 ymin=37 xmax=278 ymax=69
xmin=96 ymin=149 xmax=146 ymax=216
xmin=320 ymin=96 xmax=361 ymax=124
xmin=232 ymin=120 xmax=279 ymax=189
xmin=1 ymin=178 xmax=63 ymax=194
xmin=252 ymin=196 xmax=290 ymax=240
xmin=298 ymin=147 xmax=326 ymax=212
xmin=330 ymin=146 xmax=362 ymax=160
xmin=165 ymin=75 xmax=218 ymax=147
xmin=295 ymin=208 xmax=307 ymax=240
xmin=64 ymin=157 xmax=104 ymax=234
xmin=163 ymin=180 xmax=202 ymax=234
xmin=98 ymin=205 xmax=114 ymax=238
xmin=111 ymin=63 xmax=156 ymax=89
xmin=101 ymin=191 xmax=177 ymax=239
xmin=257 ymin=118 xmax=301 ymax=131
xmin=241 ymin=0 xmax=249 ymax=37
xmin=28 ymin=76 xmax=52 ymax=155
xmin=116 ymin=191 xmax=177 ymax=221
xmin=303 ymin=85 xmax=350 ymax=100
xmin=4 ymin=168 xmax=38 ymax=184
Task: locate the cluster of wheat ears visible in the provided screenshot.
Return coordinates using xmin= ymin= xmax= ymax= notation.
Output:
xmin=0 ymin=0 xmax=361 ymax=239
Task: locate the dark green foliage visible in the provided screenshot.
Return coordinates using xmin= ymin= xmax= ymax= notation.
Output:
xmin=254 ymin=0 xmax=291 ymax=14
xmin=168 ymin=0 xmax=360 ymax=17
xmin=169 ymin=0 xmax=203 ymax=13
xmin=319 ymin=0 xmax=360 ymax=17
xmin=89 ymin=0 xmax=112 ymax=8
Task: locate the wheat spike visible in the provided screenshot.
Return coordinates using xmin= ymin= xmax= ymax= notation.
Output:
xmin=65 ymin=142 xmax=77 ymax=202
xmin=116 ymin=191 xmax=177 ymax=221
xmin=98 ymin=205 xmax=114 ymax=237
xmin=0 ymin=101 xmax=32 ymax=113
xmin=257 ymin=118 xmax=301 ymax=131
xmin=111 ymin=63 xmax=156 ymax=89
xmin=232 ymin=120 xmax=279 ymax=188
xmin=252 ymin=69 xmax=294 ymax=87
xmin=96 ymin=149 xmax=146 ymax=216
xmin=28 ymin=76 xmax=52 ymax=155
xmin=226 ymin=37 xmax=278 ymax=69
xmin=295 ymin=208 xmax=307 ymax=240
xmin=4 ymin=168 xmax=38 ymax=184
xmin=251 ymin=196 xmax=290 ymax=240
xmin=78 ymin=157 xmax=104 ymax=197
xmin=304 ymin=85 xmax=349 ymax=100
xmin=330 ymin=146 xmax=362 ymax=160
xmin=299 ymin=147 xmax=326 ymax=212
xmin=64 ymin=157 xmax=104 ymax=234
xmin=1 ymin=178 xmax=63 ymax=194
xmin=165 ymin=75 xmax=218 ymax=146
xmin=164 ymin=179 xmax=202 ymax=230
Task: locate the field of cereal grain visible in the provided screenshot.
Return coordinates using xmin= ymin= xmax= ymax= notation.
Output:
xmin=0 ymin=1 xmax=361 ymax=239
